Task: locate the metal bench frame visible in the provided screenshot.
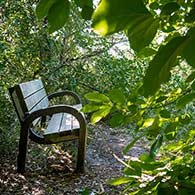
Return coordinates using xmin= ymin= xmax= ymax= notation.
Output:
xmin=9 ymin=79 xmax=87 ymax=174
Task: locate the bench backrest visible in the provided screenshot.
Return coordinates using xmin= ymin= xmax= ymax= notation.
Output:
xmin=9 ymin=79 xmax=49 ymax=123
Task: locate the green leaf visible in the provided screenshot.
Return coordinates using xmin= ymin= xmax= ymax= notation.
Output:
xmin=142 ymin=36 xmax=187 ymax=96
xmin=36 ymin=0 xmax=56 ymax=20
xmin=161 ymin=2 xmax=180 ymax=16
xmin=137 ymin=47 xmax=157 ymax=58
xmin=126 ymin=17 xmax=159 ymax=52
xmin=157 ymin=182 xmax=178 ymax=195
xmin=108 ymin=177 xmax=133 ymax=186
xmin=156 ymin=96 xmax=168 ymax=103
xmin=123 ymin=161 xmax=142 ymax=177
xmin=123 ymin=167 xmax=141 ymax=177
xmin=80 ymin=188 xmax=90 ymax=195
xmin=75 ymin=0 xmax=92 ymax=7
xmin=109 ymin=112 xmax=125 ymax=127
xmin=108 ymin=89 xmax=126 ymax=105
xmin=140 ymin=161 xmax=163 ymax=172
xmin=185 ymin=6 xmax=195 ymax=23
xmin=182 ymin=28 xmax=195 ymax=67
xmin=159 ymin=109 xmax=171 ymax=118
xmin=149 ymin=2 xmax=160 ymax=10
xmin=81 ymin=5 xmax=94 ymax=20
xmin=177 ymin=187 xmax=195 ymax=195
xmin=123 ymin=134 xmax=144 ymax=154
xmin=146 ymin=117 xmax=160 ymax=138
xmin=128 ymin=105 xmax=137 ymax=116
xmin=179 ymin=114 xmax=192 ymax=125
xmin=186 ymin=71 xmax=195 ymax=83
xmin=81 ymin=103 xmax=100 ymax=113
xmin=48 ymin=0 xmax=70 ymax=33
xmin=176 ymin=92 xmax=195 ymax=109
xmin=75 ymin=0 xmax=94 ymax=20
xmin=85 ymin=92 xmax=110 ymax=103
xmin=141 ymin=118 xmax=155 ymax=129
xmin=164 ymin=123 xmax=177 ymax=134
xmin=164 ymin=123 xmax=178 ymax=140
xmin=91 ymin=105 xmax=111 ymax=123
xmin=150 ymin=135 xmax=163 ymax=159
xmin=92 ymin=0 xmax=158 ymax=51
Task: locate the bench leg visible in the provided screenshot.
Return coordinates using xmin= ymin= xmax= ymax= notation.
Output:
xmin=76 ymin=126 xmax=87 ymax=173
xmin=17 ymin=126 xmax=28 ymax=174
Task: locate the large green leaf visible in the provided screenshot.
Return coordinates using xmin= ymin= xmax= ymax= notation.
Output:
xmin=81 ymin=5 xmax=94 ymax=20
xmin=108 ymin=89 xmax=126 ymax=105
xmin=160 ymin=2 xmax=180 ymax=16
xmin=109 ymin=112 xmax=125 ymax=127
xmin=85 ymin=92 xmax=110 ymax=102
xmin=92 ymin=0 xmax=158 ymax=51
xmin=90 ymin=105 xmax=111 ymax=123
xmin=159 ymin=109 xmax=171 ymax=118
xmin=123 ymin=167 xmax=141 ymax=177
xmin=186 ymin=71 xmax=195 ymax=83
xmin=150 ymin=135 xmax=163 ymax=159
xmin=182 ymin=28 xmax=195 ymax=67
xmin=142 ymin=36 xmax=187 ymax=96
xmin=108 ymin=177 xmax=133 ymax=186
xmin=36 ymin=0 xmax=56 ymax=20
xmin=48 ymin=0 xmax=70 ymax=33
xmin=176 ymin=92 xmax=195 ymax=109
xmin=137 ymin=47 xmax=157 ymax=58
xmin=81 ymin=103 xmax=100 ymax=113
xmin=185 ymin=6 xmax=195 ymax=23
xmin=126 ymin=17 xmax=159 ymax=52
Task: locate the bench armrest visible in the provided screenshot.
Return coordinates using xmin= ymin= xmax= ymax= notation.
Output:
xmin=47 ymin=90 xmax=81 ymax=104
xmin=22 ymin=105 xmax=86 ymax=144
xmin=24 ymin=105 xmax=86 ymax=128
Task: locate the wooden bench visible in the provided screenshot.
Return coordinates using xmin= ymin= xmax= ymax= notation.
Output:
xmin=9 ymin=79 xmax=87 ymax=174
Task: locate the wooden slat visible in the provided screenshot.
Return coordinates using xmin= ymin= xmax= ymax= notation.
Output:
xmin=44 ymin=113 xmax=80 ymax=136
xmin=29 ymin=97 xmax=49 ymax=113
xmin=73 ymin=104 xmax=82 ymax=110
xmin=60 ymin=113 xmax=80 ymax=132
xmin=44 ymin=112 xmax=80 ymax=143
xmin=25 ymin=88 xmax=49 ymax=112
xmin=19 ymin=79 xmax=44 ymax=98
xmin=59 ymin=104 xmax=81 ymax=132
xmin=44 ymin=106 xmax=81 ymax=136
xmin=44 ymin=113 xmax=62 ymax=135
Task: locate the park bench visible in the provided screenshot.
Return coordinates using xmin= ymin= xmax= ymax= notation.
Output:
xmin=9 ymin=79 xmax=87 ymax=174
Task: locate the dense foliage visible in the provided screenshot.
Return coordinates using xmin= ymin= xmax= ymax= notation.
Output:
xmin=1 ymin=0 xmax=195 ymax=194
xmin=34 ymin=0 xmax=195 ymax=194
xmin=0 ymin=0 xmax=137 ymax=152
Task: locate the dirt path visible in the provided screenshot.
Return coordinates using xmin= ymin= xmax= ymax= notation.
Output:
xmin=0 ymin=124 xmax=148 ymax=195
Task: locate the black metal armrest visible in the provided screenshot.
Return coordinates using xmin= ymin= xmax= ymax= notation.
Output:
xmin=47 ymin=90 xmax=81 ymax=104
xmin=24 ymin=105 xmax=86 ymax=129
xmin=22 ymin=105 xmax=87 ymax=144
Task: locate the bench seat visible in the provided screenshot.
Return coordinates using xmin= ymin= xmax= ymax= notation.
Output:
xmin=44 ymin=104 xmax=82 ymax=142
